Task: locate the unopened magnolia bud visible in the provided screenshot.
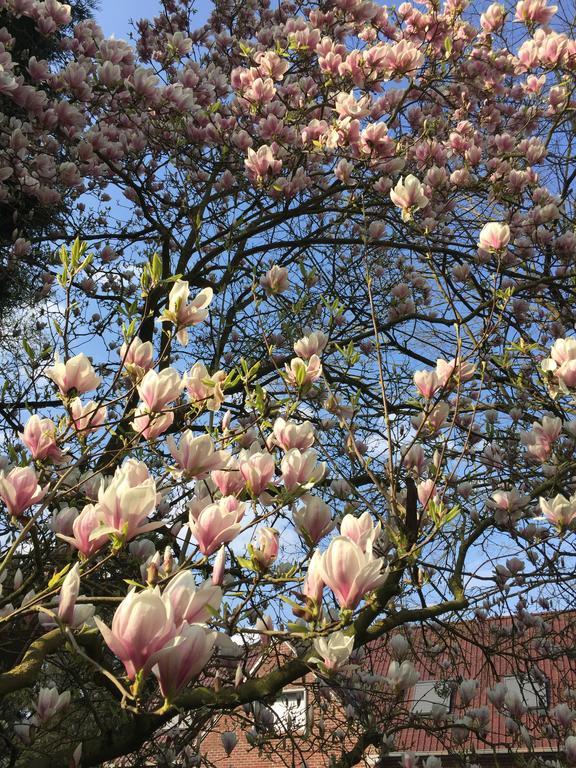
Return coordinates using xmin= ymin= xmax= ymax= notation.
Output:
xmin=566 ymin=736 xmax=576 ymax=764
xmin=146 ymin=560 xmax=159 ymax=586
xmin=212 ymin=545 xmax=226 ymax=586
xmin=162 ymin=547 xmax=173 ymax=575
xmin=13 ymin=568 xmax=23 ymax=590
xmin=222 ymin=410 xmax=232 ymax=431
xmin=221 ymin=731 xmax=238 ymax=756
xmin=389 ymin=634 xmax=410 ymax=660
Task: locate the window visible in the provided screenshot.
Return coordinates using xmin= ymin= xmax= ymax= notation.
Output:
xmin=270 ymin=689 xmax=307 ymax=733
xmin=411 ymin=680 xmax=451 ymax=715
xmin=503 ymin=676 xmax=547 ymax=711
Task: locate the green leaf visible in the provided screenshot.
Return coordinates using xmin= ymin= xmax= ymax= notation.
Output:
xmin=22 ymin=338 xmax=35 ymax=361
xmin=278 ymin=594 xmax=304 ymax=611
xmin=48 ymin=563 xmax=71 ymax=588
xmin=123 ymin=579 xmax=145 ymax=589
xmin=151 ymin=252 xmax=163 ymax=283
xmin=286 ymin=622 xmax=309 ymax=634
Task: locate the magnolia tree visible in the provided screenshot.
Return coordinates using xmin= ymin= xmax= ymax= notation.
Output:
xmin=0 ymin=0 xmax=576 ymax=765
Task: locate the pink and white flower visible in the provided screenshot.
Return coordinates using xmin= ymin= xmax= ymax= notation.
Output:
xmin=167 ymin=432 xmax=229 ymax=478
xmin=95 ymin=588 xmax=175 ymax=679
xmin=46 ymin=353 xmax=101 ymax=396
xmin=20 ymin=415 xmax=66 ymax=463
xmin=188 ymin=496 xmax=245 ymax=556
xmin=160 ymin=280 xmax=213 ymax=345
xmin=478 ymin=222 xmax=511 ymax=252
xmin=0 ymin=466 xmax=47 ymax=518
xmin=320 ymin=537 xmax=388 ymax=610
xmin=281 ymin=448 xmax=326 ymax=492
xmin=69 ymin=398 xmax=107 ymax=433
xmin=149 ymin=623 xmax=216 ymax=701
xmin=119 ymin=337 xmax=154 ymax=379
xmin=389 ymin=175 xmax=429 ymax=221
xmin=293 ymin=494 xmax=335 ymax=545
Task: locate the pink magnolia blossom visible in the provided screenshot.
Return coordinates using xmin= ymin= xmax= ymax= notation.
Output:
xmin=150 ymin=623 xmax=216 ymax=701
xmin=302 ymin=549 xmax=325 ymax=603
xmin=312 ymin=631 xmax=354 ymax=671
xmin=565 ymin=737 xmax=576 ymax=765
xmin=260 ymin=264 xmax=289 ymax=295
xmin=272 ymin=417 xmax=315 ymax=451
xmin=212 ymin=545 xmax=226 ymax=586
xmin=211 ymin=458 xmax=246 ymax=496
xmin=166 ymin=432 xmax=229 ymax=478
xmin=243 ymin=76 xmax=275 ymax=105
xmin=284 ymin=355 xmax=322 ymax=388
xmin=31 ymin=686 xmax=71 ymax=725
xmin=91 ymin=462 xmax=161 ymax=543
xmin=254 ymin=50 xmax=289 ymax=80
xmin=183 ymin=363 xmax=227 ymax=411
xmin=50 ymin=506 xmax=78 ymax=537
xmin=489 ymin=488 xmax=530 ymax=512
xmin=542 ymin=338 xmax=576 ymax=388
xmin=334 ymin=91 xmax=370 ymax=119
xmin=520 ymin=416 xmax=562 ymax=462
xmin=539 ymin=494 xmax=576 ymax=529
xmin=160 ymin=280 xmax=213 ymax=345
xmin=239 ymin=450 xmax=275 ymax=496
xmin=340 ymin=511 xmax=381 ymax=553
xmin=481 ymin=3 xmax=506 ymax=31
xmin=435 ymin=357 xmax=476 ymax=387
xmin=389 ymin=175 xmax=429 ymax=221
xmin=131 ymin=408 xmax=174 ymax=440
xmin=94 ymin=587 xmax=176 ymax=679
xmin=244 ymin=145 xmax=282 ymax=185
xmin=221 ymin=732 xmax=238 ymax=756
xmin=55 ymin=563 xmax=95 ymax=628
xmin=281 ymin=448 xmax=326 ymax=492
xmin=119 ymin=337 xmax=154 ymax=379
xmin=69 ymin=398 xmax=107 ymax=433
xmin=412 ymin=401 xmax=450 ymax=435
xmin=403 ymin=444 xmax=426 ymax=476
xmin=137 ymin=367 xmax=182 ymax=412
xmin=384 ymin=40 xmax=424 ymax=77
xmin=293 ymin=494 xmax=335 ymax=545
xmin=20 ymin=415 xmax=66 ymax=463
xmin=57 ymin=563 xmax=81 ymax=625
xmin=293 ymin=331 xmax=328 ymax=359
xmin=46 ymin=353 xmax=101 ymax=396
xmin=58 ymin=504 xmax=109 ymax=557
xmin=188 ymin=496 xmax=245 ymax=556
xmin=163 ymin=571 xmax=222 ymax=626
xmin=515 ymin=0 xmax=557 ymax=25
xmin=417 ymin=479 xmax=437 ymax=508
xmin=320 ymin=536 xmax=388 ymax=610
xmin=251 ymin=527 xmax=279 ymax=569
xmin=413 ymin=369 xmax=439 ymax=399
xmin=0 ymin=466 xmax=47 ymax=518
xmin=478 ymin=222 xmax=511 ymax=252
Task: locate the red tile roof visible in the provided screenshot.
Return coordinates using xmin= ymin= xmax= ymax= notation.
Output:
xmin=197 ymin=611 xmax=576 ymax=767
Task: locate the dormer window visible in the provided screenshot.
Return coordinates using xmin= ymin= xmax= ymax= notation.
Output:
xmin=411 ymin=680 xmax=451 ymax=715
xmin=271 ymin=689 xmax=307 ymax=734
xmin=503 ymin=675 xmax=548 ymax=711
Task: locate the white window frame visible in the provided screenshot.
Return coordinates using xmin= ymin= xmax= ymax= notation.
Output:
xmin=410 ymin=680 xmax=451 ymax=715
xmin=270 ymin=688 xmax=307 ymax=734
xmin=503 ymin=675 xmax=548 ymax=711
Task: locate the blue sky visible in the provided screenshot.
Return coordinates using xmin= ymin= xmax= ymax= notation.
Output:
xmin=95 ymin=0 xmax=212 ymax=39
